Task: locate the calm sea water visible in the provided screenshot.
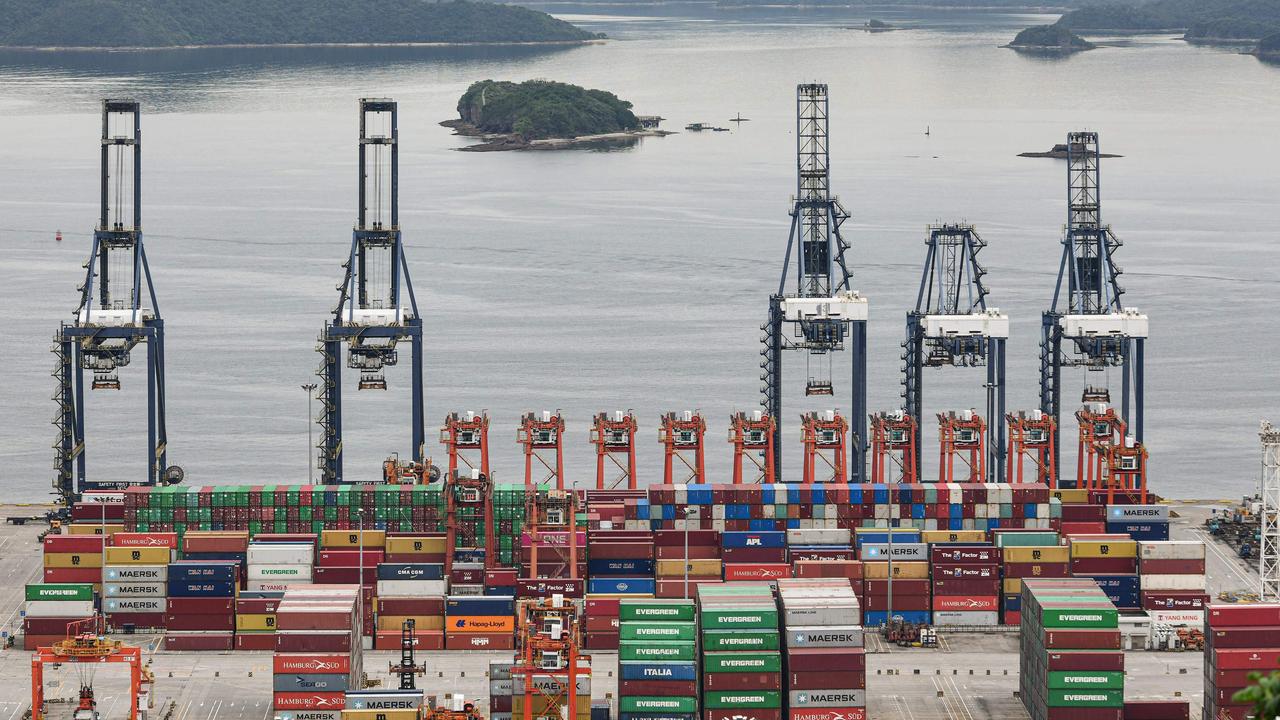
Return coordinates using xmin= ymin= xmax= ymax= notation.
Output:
xmin=0 ymin=5 xmax=1276 ymax=501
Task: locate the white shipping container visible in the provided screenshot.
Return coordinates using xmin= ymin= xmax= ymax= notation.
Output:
xmin=247 ymin=543 xmax=314 ymax=565
xmin=782 ymin=603 xmax=861 ymax=627
xmin=1140 ymin=574 xmax=1206 ymax=591
xmin=103 ymin=581 xmax=166 ymax=597
xmin=1137 ymin=540 xmax=1206 ymax=560
xmin=788 ymin=690 xmax=865 ymax=708
xmin=787 ymin=528 xmax=851 ymax=545
xmin=105 ymin=597 xmax=167 ymax=614
xmin=1148 ymin=610 xmax=1205 ymax=626
xmin=489 ymin=679 xmax=513 ymax=696
xmin=25 ymin=600 xmax=95 ymax=618
xmin=932 ymin=610 xmax=1000 ymax=627
xmin=103 ymin=565 xmax=167 ymax=582
xmin=376 ymin=579 xmax=448 ymax=597
xmin=274 ymin=713 xmax=340 ymax=720
xmin=248 ymin=564 xmax=313 ymax=581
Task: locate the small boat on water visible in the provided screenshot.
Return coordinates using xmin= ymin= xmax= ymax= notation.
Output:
xmin=686 ymin=122 xmax=731 ymax=132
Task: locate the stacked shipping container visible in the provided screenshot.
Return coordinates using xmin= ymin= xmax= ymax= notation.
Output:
xmin=23 ymin=584 xmax=95 ymax=650
xmin=445 ymin=595 xmax=515 ymax=650
xmin=103 ymin=542 xmax=171 ymax=630
xmin=618 ymin=599 xmax=699 ymax=720
xmin=1204 ymin=603 xmax=1280 ymax=720
xmin=777 ymin=578 xmax=865 ymax=720
xmin=930 ymin=544 xmax=999 ymax=626
xmin=655 ymin=529 xmax=723 ymax=599
xmin=165 ymin=559 xmax=237 ymax=650
xmin=1020 ymin=579 xmax=1124 ymax=720
xmin=698 ymin=584 xmax=782 ymax=720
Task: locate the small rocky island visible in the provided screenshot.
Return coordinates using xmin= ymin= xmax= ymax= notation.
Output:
xmin=1020 ymin=144 xmax=1123 ymax=159
xmin=444 ymin=79 xmax=668 ymax=151
xmin=1006 ymin=24 xmax=1096 ymax=53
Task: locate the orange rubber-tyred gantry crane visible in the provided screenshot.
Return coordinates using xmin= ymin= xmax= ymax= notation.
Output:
xmin=518 ymin=411 xmax=565 ymax=489
xmin=591 ymin=411 xmax=636 ymax=490
xmin=659 ymin=411 xmax=706 ymax=484
xmin=728 ymin=411 xmax=775 ymax=484
xmin=32 ymin=617 xmax=148 ymax=720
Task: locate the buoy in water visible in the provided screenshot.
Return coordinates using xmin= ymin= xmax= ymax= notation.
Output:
xmin=56 ymin=230 xmax=62 ymax=242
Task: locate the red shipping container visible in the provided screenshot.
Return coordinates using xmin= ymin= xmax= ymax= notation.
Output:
xmin=1060 ymin=522 xmax=1107 ymax=535
xmin=44 ymin=535 xmax=105 ymax=553
xmin=25 ymin=617 xmax=91 ymax=634
xmin=787 ymin=671 xmax=865 ymax=690
xmin=786 ymin=648 xmax=865 ymax=673
xmin=657 ymin=545 xmax=721 ymax=560
xmin=932 ymin=596 xmax=998 ymax=612
xmin=312 ymin=566 xmax=376 ymax=584
xmin=862 ymin=579 xmax=929 ymax=596
xmin=1208 ymin=669 xmax=1259 ymax=688
xmin=724 ymin=564 xmax=792 ymax=581
xmin=1121 ymin=700 xmax=1189 ymax=720
xmin=930 ymin=545 xmax=998 ymax=564
xmin=317 ymin=549 xmax=384 ymax=566
xmin=788 ymin=549 xmax=856 ymax=562
xmin=166 ymin=597 xmax=235 ymax=614
xmin=1061 ymin=504 xmax=1105 ymax=522
xmin=1043 ymin=629 xmax=1122 ymax=650
xmin=585 ymin=616 xmax=619 ymax=632
xmin=163 ymin=632 xmax=234 ymax=651
xmin=1214 ymin=687 xmax=1251 ymax=706
xmin=517 ymin=578 xmax=585 ymax=598
xmin=654 ymin=529 xmax=719 ymax=546
xmin=235 ymin=633 xmax=278 ymax=651
xmin=1140 ymin=592 xmax=1207 ymax=611
xmin=384 ymin=553 xmax=446 ymax=564
xmin=930 ymin=578 xmax=1001 ymax=596
xmin=1209 ymin=627 xmax=1280 ymax=649
xmin=588 ymin=542 xmax=653 ymax=559
xmin=1046 ymin=709 xmax=1120 ymax=720
xmin=236 ymin=598 xmax=282 ymax=614
xmin=787 ymin=709 xmax=865 ymax=720
xmin=703 ymin=673 xmax=783 ymax=691
xmin=444 ymin=632 xmax=514 ymax=650
xmin=1046 ymin=651 xmax=1124 ymax=672
xmin=273 ymin=653 xmax=351 ymax=674
xmin=656 ymin=579 xmax=723 ymax=598
xmin=721 ymin=547 xmax=788 ymax=563
xmin=1210 ymin=706 xmax=1255 ymax=720
xmin=707 ymin=711 xmax=782 ymax=720
xmin=621 ymin=681 xmax=699 ymax=696
xmin=103 ymin=612 xmax=165 ymax=628
xmin=793 ymin=560 xmax=862 ymax=580
xmin=1138 ymin=558 xmax=1205 ymax=574
xmin=44 ymin=567 xmax=103 ymax=584
xmin=271 ymin=693 xmax=346 ymax=711
xmin=931 ymin=563 xmax=997 ymax=579
xmin=373 ymin=631 xmax=443 ymax=651
xmin=583 ymin=632 xmax=619 ymax=650
xmin=183 ymin=537 xmax=248 ymax=554
xmin=25 ymin=634 xmax=65 ymax=651
xmin=1002 ymin=611 xmax=1021 ymax=625
xmin=1212 ymin=648 xmax=1280 ymax=670
xmin=377 ymin=597 xmax=444 ymax=615
xmin=585 ymin=597 xmax=620 ymax=615
xmin=275 ymin=631 xmax=354 ymax=653
xmin=1209 ymin=604 xmax=1280 ymax=628
xmin=1002 ymin=562 xmax=1069 ymax=579
xmin=164 ymin=613 xmax=234 ymax=631
xmin=1070 ymin=557 xmax=1138 ymax=574
xmin=111 ymin=532 xmax=179 ymax=548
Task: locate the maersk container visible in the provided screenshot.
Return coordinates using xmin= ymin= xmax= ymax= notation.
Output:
xmin=344 ymin=691 xmax=425 ymax=710
xmin=620 ymin=662 xmax=698 ymax=682
xmin=375 ymin=563 xmax=444 ymax=581
xmin=103 ymin=582 xmax=166 ymax=597
xmin=513 ymin=674 xmax=592 ymax=695
xmin=787 ymin=689 xmax=865 ymax=707
xmin=105 ymin=597 xmax=166 ymax=614
xmin=589 ymin=577 xmax=655 ymax=595
xmin=784 ymin=626 xmax=864 ymax=648
xmin=103 ymin=565 xmax=167 ymax=582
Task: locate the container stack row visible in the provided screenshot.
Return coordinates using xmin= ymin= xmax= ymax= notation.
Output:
xmin=489 ymin=659 xmax=514 ymax=720
xmin=995 ymin=530 xmax=1067 ymax=626
xmin=777 ymin=578 xmax=865 ymax=720
xmin=1020 ymin=578 xmax=1124 ymax=720
xmin=445 ymin=595 xmax=516 ymax=650
xmin=22 ymin=583 xmax=95 ymax=650
xmin=103 ymin=539 xmax=173 ymax=630
xmin=164 ymin=559 xmax=238 ymax=650
xmin=271 ymin=585 xmax=363 ymax=718
xmin=618 ymin=598 xmax=699 ymax=720
xmin=1204 ymin=603 xmax=1280 ymax=720
xmin=930 ymin=543 xmax=999 ymax=627
xmin=698 ymin=584 xmax=782 ymax=720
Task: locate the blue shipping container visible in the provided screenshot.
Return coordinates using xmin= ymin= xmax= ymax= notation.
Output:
xmin=721 ymin=531 xmax=785 ymax=549
xmin=1003 ymin=594 xmax=1022 ymax=612
xmin=168 ymin=564 xmax=236 ymax=583
xmin=1080 ymin=574 xmax=1141 ymax=608
xmin=589 ymin=559 xmax=655 ymax=576
xmin=167 ymin=580 xmax=237 ymax=597
xmin=587 ymin=577 xmax=655 ymax=595
xmin=620 ymin=662 xmax=698 ymax=682
xmin=453 ymin=549 xmax=486 ymax=564
xmin=446 ymin=596 xmax=515 ymax=615
xmin=484 ymin=586 xmax=516 ymax=596
xmin=1105 ymin=522 xmax=1170 ymax=541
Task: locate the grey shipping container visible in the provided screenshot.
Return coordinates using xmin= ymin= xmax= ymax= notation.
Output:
xmin=788 ymin=690 xmax=866 ymax=707
xmin=784 ymin=625 xmax=864 ymax=648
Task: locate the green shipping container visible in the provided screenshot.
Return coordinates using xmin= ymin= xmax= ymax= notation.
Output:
xmin=1046 ymin=689 xmax=1124 ymax=708
xmin=620 ymin=601 xmax=696 ymax=622
xmin=619 ymin=697 xmax=698 ymax=714
xmin=620 ymin=623 xmax=697 ymax=642
xmin=700 ymin=607 xmax=778 ymax=630
xmin=702 ymin=691 xmax=781 ymax=710
xmin=1038 ymin=608 xmax=1118 ymax=629
xmin=26 ymin=584 xmax=94 ymax=602
xmin=701 ymin=630 xmax=779 ymax=651
xmin=620 ymin=641 xmax=696 ymax=662
xmin=1047 ymin=671 xmax=1124 ymax=690
xmin=702 ymin=652 xmax=782 ymax=674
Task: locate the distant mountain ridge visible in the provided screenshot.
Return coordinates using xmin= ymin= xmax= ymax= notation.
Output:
xmin=1051 ymin=0 xmax=1280 ymax=43
xmin=0 ymin=0 xmax=600 ymax=48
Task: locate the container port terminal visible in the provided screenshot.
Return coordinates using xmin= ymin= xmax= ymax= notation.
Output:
xmin=10 ymin=86 xmax=1280 ymax=720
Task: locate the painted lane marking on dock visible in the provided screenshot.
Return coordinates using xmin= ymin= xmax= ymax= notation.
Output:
xmin=1196 ymin=528 xmax=1256 ymax=590
xmin=945 ymin=673 xmax=979 ymax=720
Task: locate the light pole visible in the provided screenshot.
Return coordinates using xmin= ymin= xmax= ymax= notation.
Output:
xmin=356 ymin=508 xmax=366 ymax=614
xmin=301 ymin=383 xmax=317 ymax=483
xmin=683 ymin=507 xmax=697 ymax=599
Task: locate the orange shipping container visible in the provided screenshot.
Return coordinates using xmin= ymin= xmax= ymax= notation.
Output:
xmin=448 ymin=615 xmax=515 ymax=633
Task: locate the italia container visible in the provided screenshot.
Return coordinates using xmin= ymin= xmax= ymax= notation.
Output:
xmin=1019 ymin=579 xmax=1123 ymax=720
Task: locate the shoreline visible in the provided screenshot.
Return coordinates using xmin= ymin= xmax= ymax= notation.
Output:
xmin=442 ymin=118 xmax=671 ymax=151
xmin=0 ymin=38 xmax=605 ymax=53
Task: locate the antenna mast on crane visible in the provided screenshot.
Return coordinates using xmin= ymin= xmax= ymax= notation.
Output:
xmin=761 ymin=83 xmax=868 ymax=482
